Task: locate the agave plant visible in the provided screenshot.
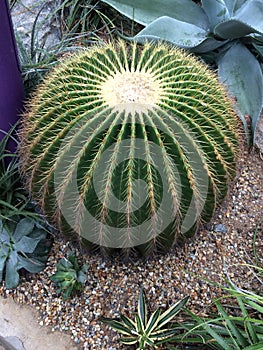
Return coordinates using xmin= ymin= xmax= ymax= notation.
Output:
xmin=101 ymin=288 xmax=189 ymax=349
xmin=50 ymin=251 xmax=88 ymax=299
xmin=19 ymin=40 xmax=239 ymax=256
xmin=101 ymin=0 xmax=263 ymax=142
xmin=0 ymin=217 xmax=50 ymax=289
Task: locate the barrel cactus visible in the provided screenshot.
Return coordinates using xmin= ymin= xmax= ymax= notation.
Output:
xmin=20 ymin=40 xmax=240 ymax=256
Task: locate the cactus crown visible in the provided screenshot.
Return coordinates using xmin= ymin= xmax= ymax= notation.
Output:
xmin=20 ymin=41 xmax=239 ymax=256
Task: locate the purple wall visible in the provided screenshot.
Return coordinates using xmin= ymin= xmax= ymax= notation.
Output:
xmin=0 ymin=0 xmax=25 ymax=149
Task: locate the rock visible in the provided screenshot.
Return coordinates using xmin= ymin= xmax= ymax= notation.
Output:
xmin=11 ymin=0 xmax=60 ymax=52
xmin=0 ymin=296 xmax=78 ymax=350
xmin=0 ymin=336 xmax=25 ymax=350
xmin=214 ymin=224 xmax=227 ymax=234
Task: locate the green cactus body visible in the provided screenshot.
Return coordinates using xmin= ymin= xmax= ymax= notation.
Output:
xmin=20 ymin=41 xmax=239 ymax=256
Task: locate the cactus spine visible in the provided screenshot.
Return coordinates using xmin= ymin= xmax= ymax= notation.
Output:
xmin=20 ymin=41 xmax=239 ymax=256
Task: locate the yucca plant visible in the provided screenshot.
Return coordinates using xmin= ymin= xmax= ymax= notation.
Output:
xmin=19 ymin=40 xmax=240 ymax=256
xmin=101 ymin=288 xmax=189 ymax=349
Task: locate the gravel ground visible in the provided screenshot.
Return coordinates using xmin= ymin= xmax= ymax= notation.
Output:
xmin=0 ymin=147 xmax=262 ymax=349
xmin=3 ymin=2 xmax=263 ymax=349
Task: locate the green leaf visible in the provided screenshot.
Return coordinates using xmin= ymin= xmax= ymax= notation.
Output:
xmin=119 ymin=336 xmax=138 ymax=345
xmin=236 ymin=296 xmax=259 ymax=344
xmin=202 ymin=323 xmax=234 ymax=350
xmin=183 ymin=309 xmax=234 ymax=349
xmin=156 ymin=296 xmax=189 ymax=329
xmin=17 ymin=255 xmax=45 ymax=273
xmin=150 ymin=328 xmax=179 ymax=341
xmin=0 ymin=224 xmax=10 ymax=244
xmin=252 ymin=42 xmax=263 ymax=60
xmin=145 ymin=308 xmax=161 ymax=335
xmin=101 ymin=0 xmax=209 ymax=28
xmin=232 ymin=0 xmax=247 ymax=14
xmin=101 ymin=318 xmax=133 ymax=336
xmin=202 ymin=0 xmax=230 ymax=28
xmin=60 ymin=280 xmax=74 ymax=290
xmin=50 ymin=270 xmax=75 ymax=282
xmin=61 ymin=285 xmax=74 ymax=299
xmin=244 ymin=299 xmax=263 ymax=314
xmin=135 ymin=314 xmax=143 ymax=333
xmin=134 ymin=16 xmax=209 ymax=49
xmin=138 ymin=288 xmax=147 ymax=328
xmin=0 ymin=254 xmax=7 ymax=282
xmin=0 ymin=242 xmax=9 ymax=257
xmin=243 ymin=342 xmax=263 ymax=350
xmin=13 ymin=217 xmax=35 ymax=241
xmin=184 ymin=37 xmax=228 ymax=54
xmin=68 ymin=252 xmax=79 ymax=270
xmin=77 ymin=270 xmax=87 ymax=284
xmin=214 ymin=1 xmax=263 ymax=39
xmin=5 ymin=251 xmax=19 ymax=288
xmin=56 ymin=257 xmax=74 ymax=271
xmin=120 ymin=315 xmax=137 ymax=332
xmin=234 ymin=0 xmax=263 ymax=34
xmin=215 ymin=19 xmax=259 ymax=39
xmin=217 ymin=42 xmax=263 ymax=141
xmin=215 ymin=300 xmax=248 ymax=347
xmin=223 ymin=0 xmax=239 ymax=15
xmin=15 ymin=236 xmax=42 ymax=253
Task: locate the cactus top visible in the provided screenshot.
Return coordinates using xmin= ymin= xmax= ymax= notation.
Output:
xmin=101 ymin=71 xmax=162 ymax=110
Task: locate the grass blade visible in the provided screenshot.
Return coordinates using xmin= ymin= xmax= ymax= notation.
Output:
xmin=215 ymin=300 xmax=248 ymax=348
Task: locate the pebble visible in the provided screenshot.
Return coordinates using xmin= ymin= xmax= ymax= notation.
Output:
xmin=214 ymin=224 xmax=227 ymax=234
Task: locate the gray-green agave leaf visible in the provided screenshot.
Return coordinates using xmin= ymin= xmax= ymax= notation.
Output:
xmin=214 ymin=0 xmax=263 ymax=40
xmin=201 ymin=0 xmax=231 ymax=28
xmin=214 ymin=0 xmax=263 ymax=39
xmin=102 ymin=0 xmax=208 ymax=28
xmin=0 ymin=217 xmax=50 ymax=289
xmin=133 ymin=16 xmax=209 ymax=49
xmin=218 ymin=42 xmax=263 ymax=142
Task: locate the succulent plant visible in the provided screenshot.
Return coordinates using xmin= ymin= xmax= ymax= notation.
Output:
xmin=101 ymin=287 xmax=189 ymax=349
xmin=50 ymin=251 xmax=88 ymax=299
xmin=0 ymin=217 xmax=50 ymax=288
xmin=102 ymin=0 xmax=263 ymax=142
xmin=20 ymin=40 xmax=239 ymax=256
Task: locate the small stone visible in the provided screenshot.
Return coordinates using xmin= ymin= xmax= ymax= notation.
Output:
xmin=214 ymin=224 xmax=227 ymax=233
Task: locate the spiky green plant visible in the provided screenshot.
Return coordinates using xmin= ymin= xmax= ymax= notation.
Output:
xmin=19 ymin=40 xmax=240 ymax=256
xmin=101 ymin=287 xmax=189 ymax=349
xmin=50 ymin=251 xmax=88 ymax=299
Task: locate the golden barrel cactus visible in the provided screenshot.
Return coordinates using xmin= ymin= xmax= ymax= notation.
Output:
xmin=20 ymin=41 xmax=240 ymax=256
